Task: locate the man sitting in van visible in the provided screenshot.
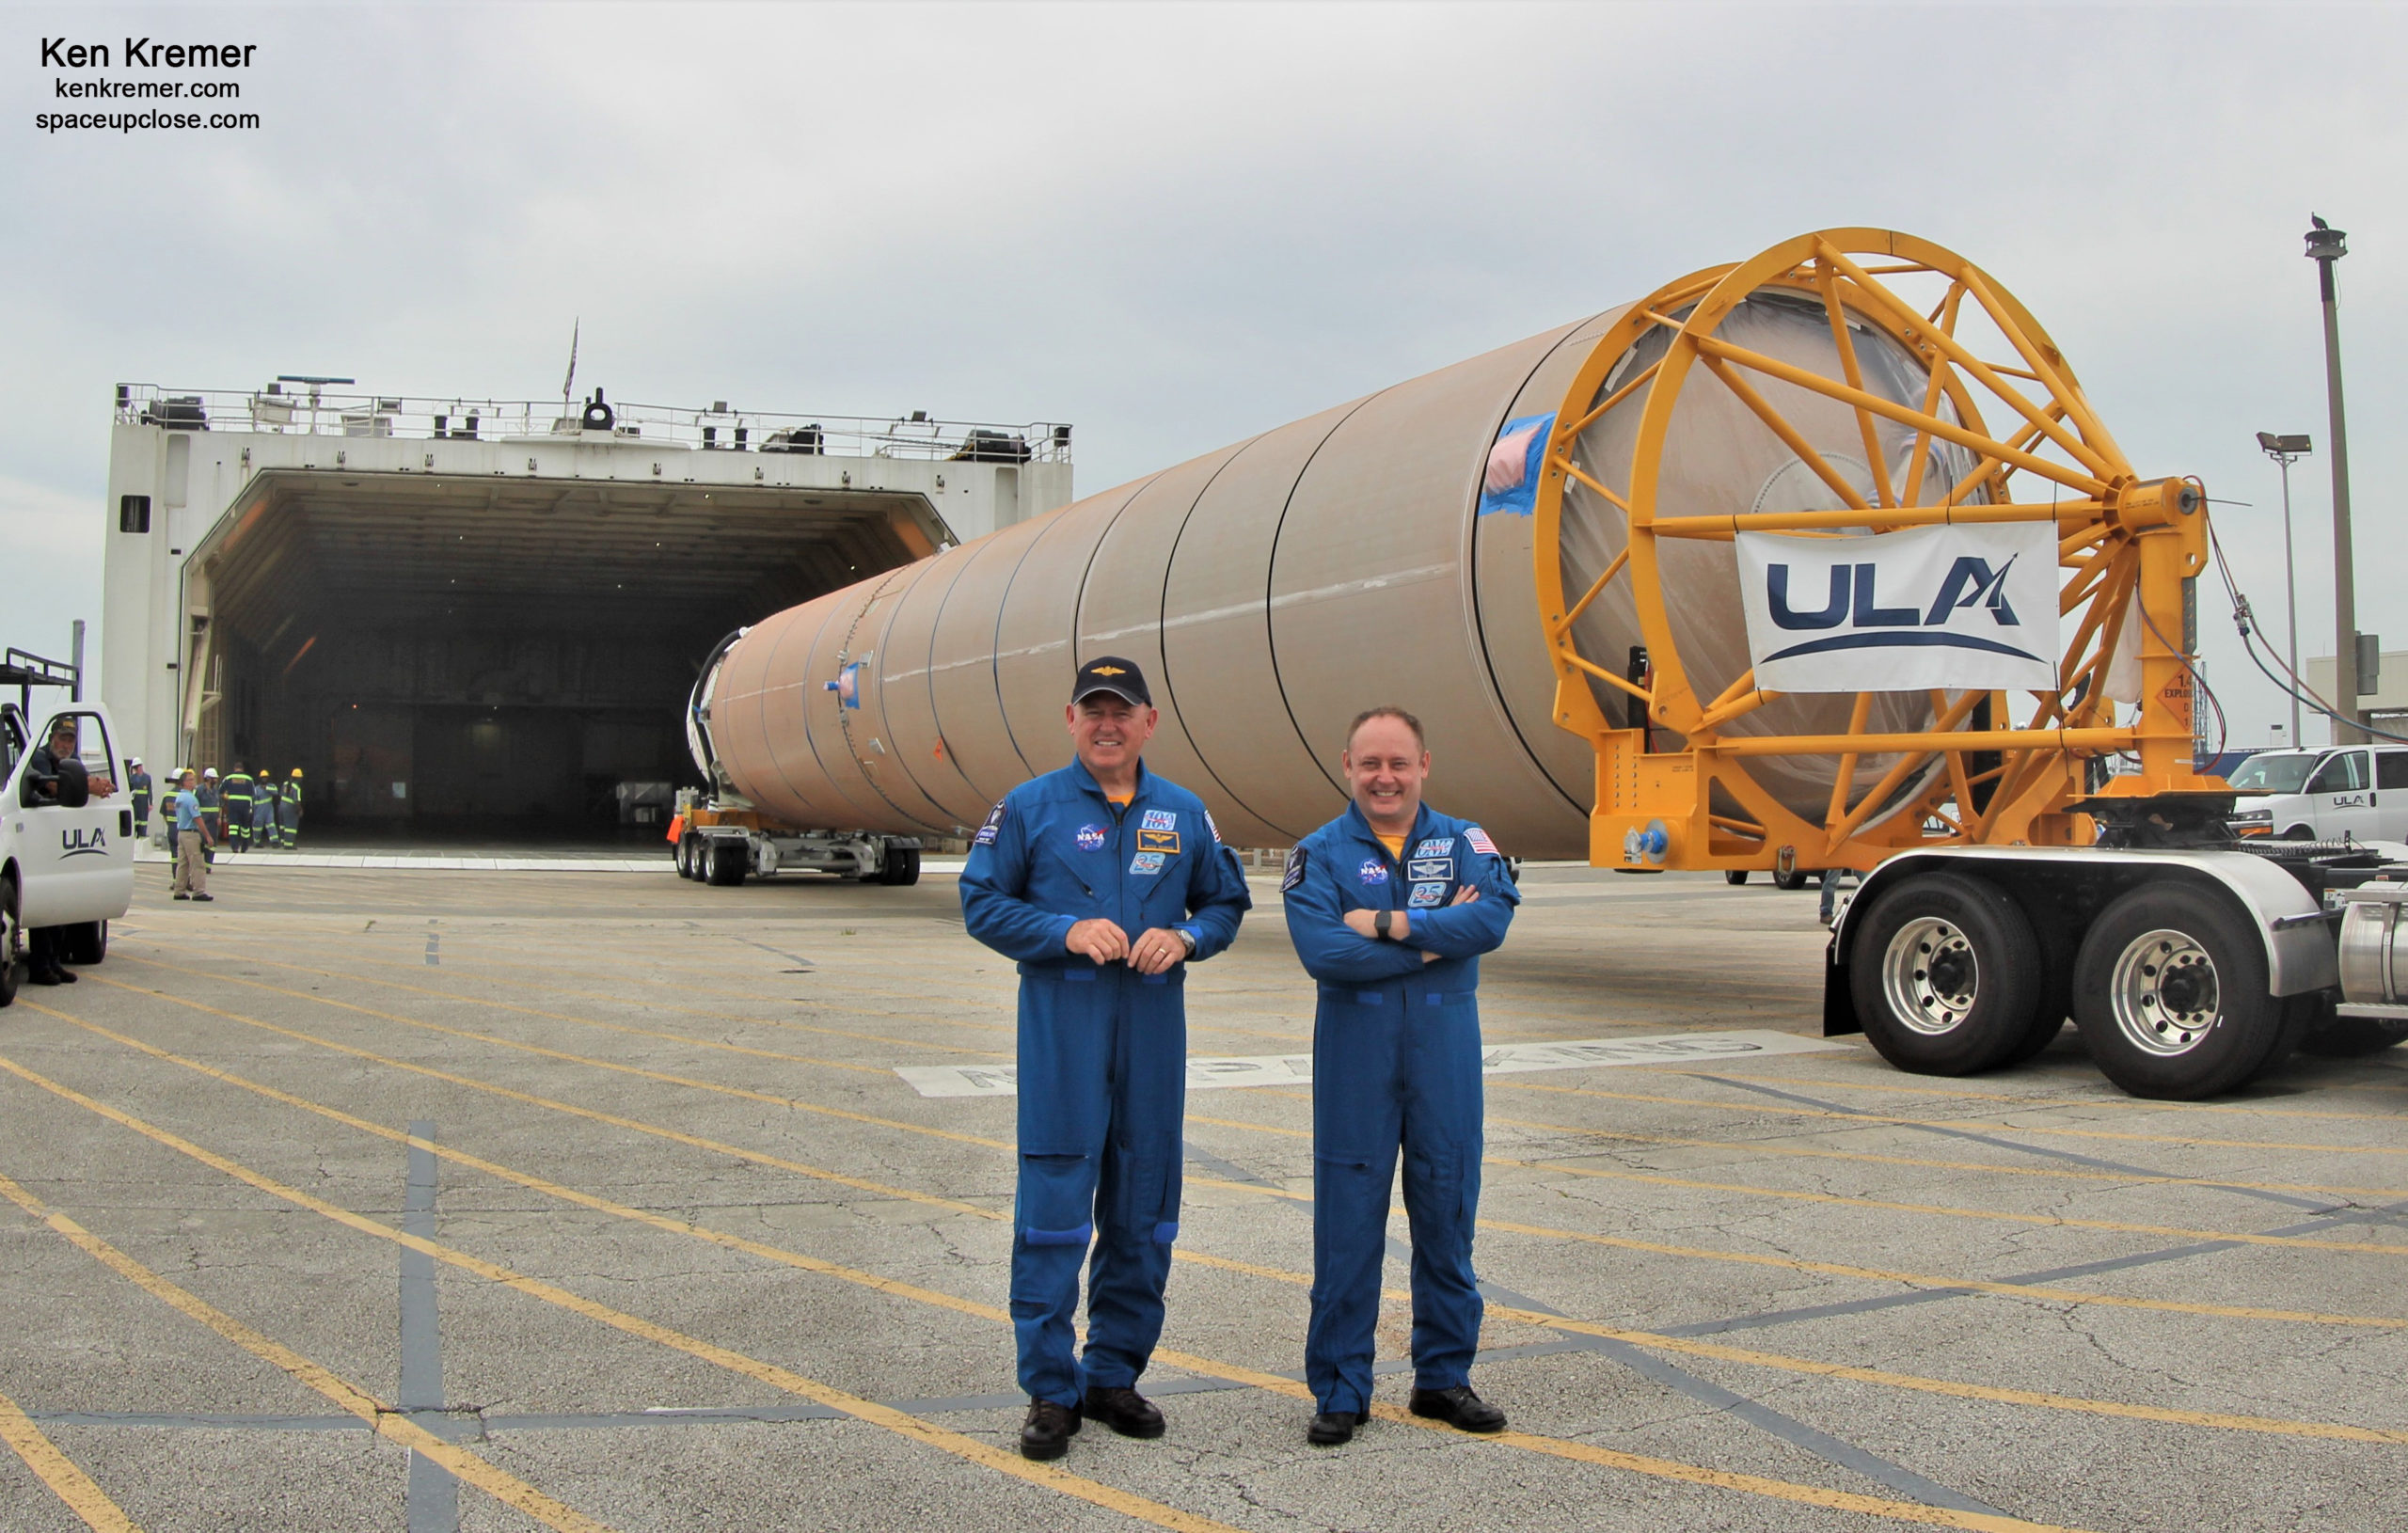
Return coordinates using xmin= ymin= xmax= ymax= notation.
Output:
xmin=21 ymin=718 xmax=116 ymax=985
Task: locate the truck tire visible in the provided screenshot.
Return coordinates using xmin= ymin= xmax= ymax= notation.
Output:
xmin=1998 ymin=910 xmax=2078 ymax=1067
xmin=1848 ymin=871 xmax=2043 ymax=1075
xmin=1724 ymin=870 xmax=1750 ymax=886
xmin=0 ymin=874 xmax=20 ymax=1009
xmin=1774 ymin=867 xmax=1811 ymax=892
xmin=677 ymin=836 xmax=701 ymax=879
xmin=61 ymin=920 xmax=106 ymax=966
xmin=2072 ymin=881 xmax=2288 ymax=1098
xmin=706 ymin=839 xmax=748 ymax=887
xmin=878 ymin=847 xmax=922 ymax=887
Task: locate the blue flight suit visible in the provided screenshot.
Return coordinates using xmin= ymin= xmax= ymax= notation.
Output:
xmin=960 ymin=759 xmax=1251 ymax=1407
xmin=1283 ymin=802 xmax=1517 ymax=1416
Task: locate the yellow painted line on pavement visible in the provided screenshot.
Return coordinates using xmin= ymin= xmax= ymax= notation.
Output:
xmin=0 ymin=1051 xmax=1243 ymax=1533
xmin=208 ymin=929 xmax=1015 ymax=1057
xmin=129 ymin=940 xmax=896 ymax=1076
xmin=1622 ymin=1068 xmax=2408 ymax=1124
xmin=1472 ymin=1212 xmax=2408 ymax=1329
xmin=1481 ymin=1154 xmax=2408 ymax=1256
xmin=1493 ymin=1078 xmax=2408 ymax=1159
xmin=0 ymin=1169 xmax=617 ymax=1533
xmin=1194 ymin=1112 xmax=2408 ymax=1255
xmin=99 ymin=958 xmax=1010 ymax=1152
xmin=272 ymin=928 xmax=1315 ymax=1049
xmin=1473 ymin=1312 xmax=2408 ymax=1448
xmin=29 ymin=1017 xmax=2100 ymax=1533
xmin=1137 ymin=1346 xmax=2099 ymax=1533
xmin=1485 ymin=1111 xmax=2408 ymax=1204
xmin=90 ymin=969 xmax=2404 ymax=1327
xmin=55 ymin=1005 xmax=2408 ymax=1457
xmin=55 ymin=986 xmax=1006 ymax=1216
xmin=0 ymin=1383 xmax=144 ymax=1532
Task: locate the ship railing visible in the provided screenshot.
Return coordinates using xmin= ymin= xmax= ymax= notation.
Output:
xmin=109 ymin=384 xmax=1071 ymax=464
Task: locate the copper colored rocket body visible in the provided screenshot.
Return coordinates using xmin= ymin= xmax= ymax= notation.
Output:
xmin=699 ymin=291 xmax=1952 ymax=859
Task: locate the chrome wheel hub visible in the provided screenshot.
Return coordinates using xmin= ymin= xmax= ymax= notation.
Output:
xmin=2110 ymin=929 xmax=2219 ymax=1057
xmin=1881 ymin=916 xmax=1978 ymax=1035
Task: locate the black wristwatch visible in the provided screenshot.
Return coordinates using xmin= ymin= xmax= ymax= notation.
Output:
xmin=1373 ymin=909 xmax=1393 ymax=940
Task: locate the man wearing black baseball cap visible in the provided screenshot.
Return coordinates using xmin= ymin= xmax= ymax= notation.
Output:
xmin=960 ymin=656 xmax=1252 ymax=1461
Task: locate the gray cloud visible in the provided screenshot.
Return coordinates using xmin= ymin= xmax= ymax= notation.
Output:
xmin=6 ymin=1 xmax=2400 ymax=744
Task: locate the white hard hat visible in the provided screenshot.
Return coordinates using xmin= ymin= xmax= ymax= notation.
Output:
xmin=203 ymin=766 xmax=218 ymax=779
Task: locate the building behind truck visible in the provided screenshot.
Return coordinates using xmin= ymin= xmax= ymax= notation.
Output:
xmin=98 ymin=384 xmax=1070 ymax=841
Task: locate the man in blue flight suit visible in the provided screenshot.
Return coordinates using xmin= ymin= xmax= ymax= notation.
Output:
xmin=1283 ymin=705 xmax=1517 ymax=1446
xmin=960 ymin=656 xmax=1252 ymax=1462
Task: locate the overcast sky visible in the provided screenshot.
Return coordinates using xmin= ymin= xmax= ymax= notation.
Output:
xmin=4 ymin=1 xmax=2400 ymax=748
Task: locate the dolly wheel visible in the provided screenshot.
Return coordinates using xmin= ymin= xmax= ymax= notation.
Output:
xmin=2073 ymin=881 xmax=2287 ymax=1098
xmin=1848 ymin=872 xmax=2042 ymax=1075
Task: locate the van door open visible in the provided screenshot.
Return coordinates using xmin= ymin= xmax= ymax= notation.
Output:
xmin=16 ymin=708 xmax=134 ymax=927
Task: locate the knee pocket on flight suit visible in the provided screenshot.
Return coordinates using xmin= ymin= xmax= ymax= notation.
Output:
xmin=1106 ymin=1146 xmax=1181 ymax=1245
xmin=1403 ymin=1144 xmax=1481 ymax=1233
xmin=1017 ymin=1152 xmax=1097 ymax=1246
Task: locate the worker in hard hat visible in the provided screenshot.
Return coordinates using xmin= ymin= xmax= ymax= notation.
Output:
xmin=165 ymin=767 xmax=185 ymax=864
xmin=959 ymin=656 xmax=1251 ymax=1462
xmin=251 ymin=767 xmax=278 ymax=848
xmin=169 ymin=768 xmax=215 ymax=901
xmin=1282 ymin=705 xmax=1517 ymax=1447
xmin=128 ymin=757 xmax=152 ymax=842
xmin=276 ymin=767 xmax=305 ymax=848
xmin=198 ymin=767 xmax=222 ymax=865
xmin=221 ymin=762 xmax=255 ymax=853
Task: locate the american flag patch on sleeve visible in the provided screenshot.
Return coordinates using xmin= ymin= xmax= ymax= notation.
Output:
xmin=1204 ymin=809 xmax=1222 ymax=844
xmin=1465 ymin=826 xmax=1498 ymax=857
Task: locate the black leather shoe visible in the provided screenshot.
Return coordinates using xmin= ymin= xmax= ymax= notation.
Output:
xmin=1019 ymin=1400 xmax=1081 ymax=1461
xmin=28 ymin=968 xmax=64 ymax=987
xmin=1083 ymin=1385 xmax=1165 ymax=1439
xmin=1306 ymin=1410 xmax=1359 ymax=1446
xmin=52 ymin=967 xmax=77 ymax=983
xmin=1409 ymin=1385 xmax=1505 ymax=1433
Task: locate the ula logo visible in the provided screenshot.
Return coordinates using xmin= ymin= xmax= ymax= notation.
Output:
xmin=61 ymin=826 xmax=108 ymax=858
xmin=1762 ymin=555 xmax=2041 ymax=665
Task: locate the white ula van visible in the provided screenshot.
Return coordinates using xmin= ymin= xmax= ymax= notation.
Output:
xmin=2226 ymin=745 xmax=2408 ymax=842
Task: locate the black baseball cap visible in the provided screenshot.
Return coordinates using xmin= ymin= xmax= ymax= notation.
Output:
xmin=1072 ymin=656 xmax=1151 ymax=707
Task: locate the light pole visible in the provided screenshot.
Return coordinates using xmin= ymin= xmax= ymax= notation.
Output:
xmin=2306 ymin=215 xmax=2361 ymax=743
xmin=2258 ymin=431 xmax=2312 ymax=748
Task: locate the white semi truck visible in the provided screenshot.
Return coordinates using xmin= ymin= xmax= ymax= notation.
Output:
xmin=2 ymin=651 xmax=135 ymax=1005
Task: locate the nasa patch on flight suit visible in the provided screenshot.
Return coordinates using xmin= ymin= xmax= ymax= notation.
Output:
xmin=1281 ymin=846 xmax=1307 ymax=892
xmin=1130 ymin=851 xmax=1166 ymax=876
xmin=1075 ymin=824 xmax=1108 ymax=851
xmin=1408 ymin=881 xmax=1448 ymax=909
xmin=1358 ymin=859 xmax=1389 ymax=885
xmin=974 ymin=800 xmax=1006 ymax=847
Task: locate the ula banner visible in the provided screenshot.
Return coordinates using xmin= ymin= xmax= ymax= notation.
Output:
xmin=1734 ymin=522 xmax=2061 ymax=694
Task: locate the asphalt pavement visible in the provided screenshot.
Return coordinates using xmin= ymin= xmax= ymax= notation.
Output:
xmin=1 ymin=858 xmax=2402 ymax=1532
